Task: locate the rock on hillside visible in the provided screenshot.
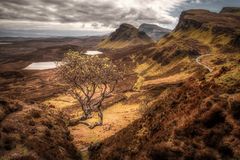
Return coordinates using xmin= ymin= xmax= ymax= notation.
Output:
xmin=98 ymin=23 xmax=153 ymax=49
xmin=0 ymin=98 xmax=81 ymax=160
xmin=139 ymin=23 xmax=171 ymax=41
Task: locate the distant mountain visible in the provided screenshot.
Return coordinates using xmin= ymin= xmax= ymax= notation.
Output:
xmin=0 ymin=29 xmax=109 ymax=38
xmin=98 ymin=23 xmax=153 ymax=49
xmin=139 ymin=23 xmax=171 ymax=41
xmin=220 ymin=7 xmax=240 ymax=14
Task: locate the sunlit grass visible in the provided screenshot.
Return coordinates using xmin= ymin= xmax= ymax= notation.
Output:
xmin=70 ymin=102 xmax=141 ymax=150
xmin=98 ymin=39 xmax=151 ymax=49
xmin=124 ymin=91 xmax=136 ymax=98
xmin=143 ymin=71 xmax=192 ymax=86
xmin=133 ymin=56 xmax=194 ymax=90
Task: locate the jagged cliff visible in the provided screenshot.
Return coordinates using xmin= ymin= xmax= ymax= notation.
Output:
xmin=173 ymin=9 xmax=240 ymax=51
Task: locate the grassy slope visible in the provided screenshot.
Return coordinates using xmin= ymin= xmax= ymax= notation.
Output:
xmin=89 ymin=9 xmax=240 ymax=160
xmin=98 ymin=38 xmax=153 ymax=49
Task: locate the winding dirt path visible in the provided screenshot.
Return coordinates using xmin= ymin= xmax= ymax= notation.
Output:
xmin=196 ymin=54 xmax=213 ymax=72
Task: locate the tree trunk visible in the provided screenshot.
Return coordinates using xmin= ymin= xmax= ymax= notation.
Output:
xmin=97 ymin=106 xmax=103 ymax=125
xmin=88 ymin=104 xmax=103 ymax=129
xmin=80 ymin=104 xmax=92 ymax=120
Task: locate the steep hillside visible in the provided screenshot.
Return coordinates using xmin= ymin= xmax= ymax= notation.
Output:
xmin=135 ymin=8 xmax=240 ymax=88
xmin=172 ymin=9 xmax=240 ymax=53
xmin=139 ymin=23 xmax=171 ymax=41
xmin=0 ymin=98 xmax=82 ymax=160
xmin=98 ymin=23 xmax=153 ymax=49
xmin=90 ymin=77 xmax=240 ymax=160
xmin=89 ymin=8 xmax=240 ymax=160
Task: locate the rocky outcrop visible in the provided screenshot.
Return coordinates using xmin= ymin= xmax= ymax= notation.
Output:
xmin=98 ymin=23 xmax=153 ymax=49
xmin=175 ymin=9 xmax=210 ymax=31
xmin=175 ymin=9 xmax=240 ymax=32
xmin=139 ymin=23 xmax=171 ymax=40
xmin=173 ymin=8 xmax=240 ymax=52
xmin=220 ymin=7 xmax=240 ymax=14
xmin=109 ymin=23 xmax=151 ymax=41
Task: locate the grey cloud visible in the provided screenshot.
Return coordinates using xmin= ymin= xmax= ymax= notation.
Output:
xmin=0 ymin=0 xmax=239 ymax=31
xmin=91 ymin=23 xmax=99 ymax=29
xmin=0 ymin=0 xmax=174 ymax=29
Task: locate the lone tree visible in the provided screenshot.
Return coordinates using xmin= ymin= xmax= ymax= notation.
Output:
xmin=57 ymin=50 xmax=123 ymax=128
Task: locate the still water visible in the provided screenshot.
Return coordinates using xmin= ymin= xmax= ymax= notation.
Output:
xmin=24 ymin=50 xmax=103 ymax=70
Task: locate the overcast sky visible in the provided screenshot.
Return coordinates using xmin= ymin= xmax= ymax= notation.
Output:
xmin=0 ymin=0 xmax=239 ymax=32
